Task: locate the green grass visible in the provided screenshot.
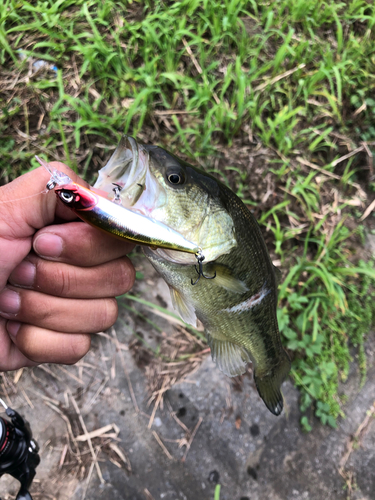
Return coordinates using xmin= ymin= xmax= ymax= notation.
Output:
xmin=214 ymin=484 xmax=221 ymax=500
xmin=1 ymin=0 xmax=375 ymax=427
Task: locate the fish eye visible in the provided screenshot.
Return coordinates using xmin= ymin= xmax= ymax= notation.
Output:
xmin=167 ymin=172 xmax=185 ymax=185
xmin=60 ymin=191 xmax=75 ymax=203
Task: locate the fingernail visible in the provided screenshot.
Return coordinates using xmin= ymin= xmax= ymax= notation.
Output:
xmin=0 ymin=288 xmax=20 ymax=316
xmin=34 ymin=234 xmax=63 ymax=258
xmin=9 ymin=260 xmax=36 ymax=288
xmin=7 ymin=321 xmax=21 ymax=338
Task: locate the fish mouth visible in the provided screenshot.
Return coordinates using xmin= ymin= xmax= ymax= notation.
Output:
xmin=93 ymin=135 xmax=166 ymax=216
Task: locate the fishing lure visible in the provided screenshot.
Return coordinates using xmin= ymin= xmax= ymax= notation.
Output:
xmin=36 ymin=157 xmax=205 ymax=261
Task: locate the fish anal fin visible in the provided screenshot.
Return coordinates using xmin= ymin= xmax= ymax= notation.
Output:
xmin=207 ymin=335 xmax=251 ymax=377
xmin=169 ymin=286 xmax=197 ymax=327
xmin=205 ymin=264 xmax=248 ymax=294
xmin=254 ymin=350 xmax=291 ymax=416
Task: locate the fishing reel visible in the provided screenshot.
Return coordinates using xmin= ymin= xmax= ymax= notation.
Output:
xmin=0 ymin=398 xmax=40 ymax=500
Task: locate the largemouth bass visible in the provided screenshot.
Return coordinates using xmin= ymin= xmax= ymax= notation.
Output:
xmin=95 ymin=136 xmax=291 ymax=416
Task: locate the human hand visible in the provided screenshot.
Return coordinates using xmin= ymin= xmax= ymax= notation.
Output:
xmin=0 ymin=162 xmax=135 ymax=371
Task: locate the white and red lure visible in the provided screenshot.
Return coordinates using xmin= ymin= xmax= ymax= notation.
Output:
xmin=36 ymin=156 xmax=202 ymax=256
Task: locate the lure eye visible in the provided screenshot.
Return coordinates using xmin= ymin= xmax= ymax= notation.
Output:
xmin=60 ymin=191 xmax=75 ymax=203
xmin=167 ymin=172 xmax=184 ymax=185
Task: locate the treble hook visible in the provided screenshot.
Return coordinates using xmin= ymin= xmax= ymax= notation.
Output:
xmin=112 ymin=183 xmax=122 ymax=204
xmin=191 ymin=251 xmax=216 ymax=285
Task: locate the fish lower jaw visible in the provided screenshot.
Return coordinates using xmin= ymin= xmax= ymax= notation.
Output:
xmin=150 ymin=247 xmax=198 ymax=265
xmin=150 ymin=243 xmax=230 ymax=265
xmin=126 ymin=204 xmax=154 ymax=218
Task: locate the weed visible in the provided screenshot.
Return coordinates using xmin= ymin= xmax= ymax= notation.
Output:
xmin=214 ymin=484 xmax=221 ymax=500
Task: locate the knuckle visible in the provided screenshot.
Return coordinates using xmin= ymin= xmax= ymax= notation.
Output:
xmin=53 ymin=269 xmax=71 ymax=297
xmin=93 ymin=298 xmax=118 ymax=331
xmin=39 ymin=263 xmax=78 ymax=297
xmin=32 ymin=305 xmax=53 ymax=324
xmin=58 ymin=269 xmax=78 ymax=297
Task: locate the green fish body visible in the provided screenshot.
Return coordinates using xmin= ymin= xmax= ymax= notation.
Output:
xmin=94 ymin=137 xmax=291 ymax=416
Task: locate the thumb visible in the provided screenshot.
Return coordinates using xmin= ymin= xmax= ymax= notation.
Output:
xmin=0 ymin=162 xmax=87 ymax=290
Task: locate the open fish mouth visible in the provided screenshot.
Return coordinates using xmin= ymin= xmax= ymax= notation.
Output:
xmin=94 ymin=136 xmax=166 ymax=216
xmin=94 ymin=135 xmax=237 ymax=265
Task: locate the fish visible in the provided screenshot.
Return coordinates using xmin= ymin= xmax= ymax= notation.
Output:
xmin=93 ymin=136 xmax=291 ymax=416
xmin=36 ymin=156 xmax=200 ymax=256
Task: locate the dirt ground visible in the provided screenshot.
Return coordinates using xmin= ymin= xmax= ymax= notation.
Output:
xmin=0 ymin=254 xmax=374 ymax=500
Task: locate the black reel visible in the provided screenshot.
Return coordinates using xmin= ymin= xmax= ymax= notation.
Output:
xmin=0 ymin=399 xmax=40 ymax=500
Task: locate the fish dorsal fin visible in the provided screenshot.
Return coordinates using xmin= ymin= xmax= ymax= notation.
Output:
xmin=169 ymin=286 xmax=198 ymax=327
xmin=205 ymin=264 xmax=248 ymax=294
xmin=207 ymin=334 xmax=251 ymax=377
xmin=273 ymin=265 xmax=282 ymax=285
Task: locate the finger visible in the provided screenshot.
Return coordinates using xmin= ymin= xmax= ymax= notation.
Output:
xmin=0 ymin=287 xmax=118 ymax=333
xmin=33 ymin=221 xmax=135 ymax=266
xmin=0 ymin=162 xmax=87 ymax=291
xmin=9 ymin=254 xmax=135 ymax=299
xmin=7 ymin=321 xmax=91 ymax=365
xmin=0 ymin=318 xmax=37 ymax=371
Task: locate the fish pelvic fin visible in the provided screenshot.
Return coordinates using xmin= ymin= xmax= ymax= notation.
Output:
xmin=205 ymin=264 xmax=248 ymax=294
xmin=207 ymin=335 xmax=251 ymax=377
xmin=169 ymin=286 xmax=198 ymax=327
xmin=254 ymin=350 xmax=291 ymax=416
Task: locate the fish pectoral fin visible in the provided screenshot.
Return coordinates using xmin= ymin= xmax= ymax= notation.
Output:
xmin=205 ymin=264 xmax=248 ymax=294
xmin=253 ymin=350 xmax=291 ymax=416
xmin=207 ymin=334 xmax=251 ymax=377
xmin=169 ymin=286 xmax=198 ymax=327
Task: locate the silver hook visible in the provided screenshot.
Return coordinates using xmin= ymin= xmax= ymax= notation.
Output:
xmin=191 ymin=250 xmax=216 ymax=285
xmin=112 ymin=183 xmax=122 ymax=204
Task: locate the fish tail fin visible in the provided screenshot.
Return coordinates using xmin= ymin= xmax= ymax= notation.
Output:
xmin=254 ymin=350 xmax=291 ymax=416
